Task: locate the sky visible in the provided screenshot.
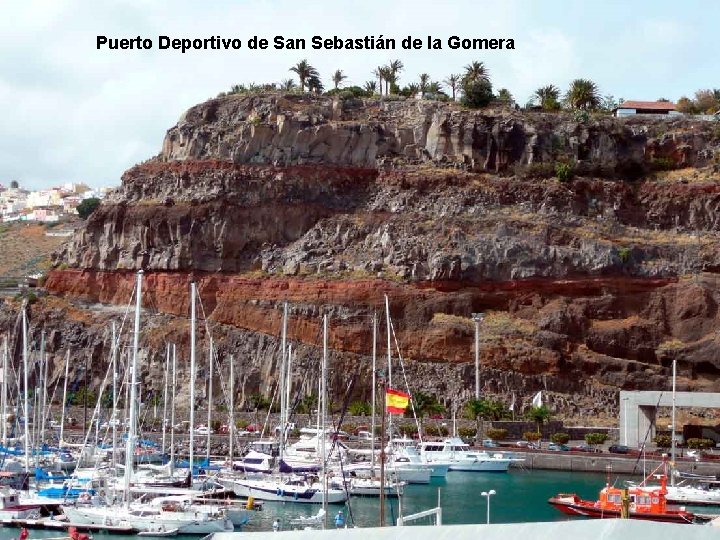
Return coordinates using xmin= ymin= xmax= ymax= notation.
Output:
xmin=1 ymin=0 xmax=718 ymax=190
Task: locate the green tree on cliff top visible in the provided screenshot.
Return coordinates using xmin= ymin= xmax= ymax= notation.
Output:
xmin=289 ymin=59 xmax=319 ymax=92
xmin=76 ymin=197 xmax=100 ymax=220
xmin=331 ymin=69 xmax=347 ymax=89
xmin=565 ymin=79 xmax=600 ymax=111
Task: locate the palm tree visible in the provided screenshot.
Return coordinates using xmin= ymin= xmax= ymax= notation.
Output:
xmin=525 ymin=405 xmax=551 ymax=434
xmin=418 ymin=73 xmax=430 ymax=96
xmin=331 ymin=69 xmax=347 ymax=90
xmin=463 ymin=61 xmax=490 ymax=84
xmin=229 ymin=84 xmax=246 ymax=94
xmin=389 ymin=59 xmax=404 ymax=81
xmin=465 ymin=399 xmax=492 ymax=445
xmin=405 ymin=83 xmax=420 ymax=97
xmin=565 ymin=79 xmax=600 ymax=110
xmin=427 ymin=81 xmax=443 ymax=95
xmin=379 ymin=66 xmax=393 ymax=95
xmin=534 ymin=84 xmax=561 ymax=110
xmin=279 ymin=79 xmax=296 ymax=91
xmin=373 ymin=66 xmax=384 ymax=95
xmin=364 ymin=81 xmax=377 ymax=95
xmin=289 ymin=59 xmax=319 ymax=92
xmin=411 ymin=391 xmax=444 ymax=438
xmin=307 ymin=73 xmax=323 ymax=94
xmin=444 ymin=74 xmax=461 ymax=100
xmin=497 ymin=88 xmax=513 ymax=102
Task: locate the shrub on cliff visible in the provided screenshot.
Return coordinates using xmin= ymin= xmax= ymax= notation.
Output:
xmin=460 ymin=79 xmax=494 ymax=109
xmin=654 ymin=434 xmax=671 ymax=448
xmin=486 ymin=428 xmax=508 ymax=441
xmin=551 ymin=432 xmax=570 ymax=444
xmin=687 ymin=437 xmax=714 ymax=449
xmin=325 ymin=86 xmax=371 ymax=99
xmin=348 ymin=400 xmax=371 ymax=416
xmin=584 ymin=432 xmax=608 ymax=445
xmin=523 ymin=431 xmax=541 ymax=441
xmin=555 ymin=161 xmax=575 ymax=182
xmin=76 ymin=197 xmax=100 ymax=219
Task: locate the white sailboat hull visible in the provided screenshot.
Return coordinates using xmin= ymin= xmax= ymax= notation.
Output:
xmin=62 ymin=505 xmax=234 ymax=534
xmin=220 ymin=477 xmax=346 ymax=504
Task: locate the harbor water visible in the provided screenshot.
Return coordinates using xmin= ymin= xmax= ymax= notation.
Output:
xmin=1 ymin=469 xmax=718 ymax=539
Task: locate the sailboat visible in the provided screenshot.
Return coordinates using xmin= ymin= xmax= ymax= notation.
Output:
xmin=61 ymin=272 xmax=234 ymax=534
xmin=219 ymin=311 xmax=347 ymax=506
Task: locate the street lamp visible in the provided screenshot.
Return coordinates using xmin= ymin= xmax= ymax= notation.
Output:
xmin=481 ymin=489 xmax=496 ymax=524
xmin=472 ymin=313 xmax=484 ymax=400
xmin=622 ymin=397 xmax=629 ymax=446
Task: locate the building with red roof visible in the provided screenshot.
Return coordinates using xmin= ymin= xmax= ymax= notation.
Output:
xmin=614 ymin=100 xmax=681 ymax=117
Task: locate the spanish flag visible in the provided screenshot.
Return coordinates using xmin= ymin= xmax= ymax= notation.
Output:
xmin=386 ymin=388 xmax=410 ymax=414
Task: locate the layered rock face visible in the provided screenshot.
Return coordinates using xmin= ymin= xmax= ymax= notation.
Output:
xmin=27 ymin=93 xmax=720 ymax=420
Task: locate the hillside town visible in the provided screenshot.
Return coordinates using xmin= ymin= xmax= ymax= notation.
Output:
xmin=0 ymin=181 xmax=111 ymax=223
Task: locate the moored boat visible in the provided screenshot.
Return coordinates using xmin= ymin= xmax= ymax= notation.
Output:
xmin=548 ymin=462 xmax=697 ymax=524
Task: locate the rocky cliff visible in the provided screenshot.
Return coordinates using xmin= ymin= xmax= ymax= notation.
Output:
xmin=7 ymin=93 xmax=720 ymax=422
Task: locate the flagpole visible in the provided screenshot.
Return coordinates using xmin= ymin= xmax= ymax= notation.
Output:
xmin=379 ymin=375 xmax=386 ymax=527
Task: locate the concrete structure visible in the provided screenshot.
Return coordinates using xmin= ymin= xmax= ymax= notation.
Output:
xmin=619 ymin=390 xmax=720 ymax=448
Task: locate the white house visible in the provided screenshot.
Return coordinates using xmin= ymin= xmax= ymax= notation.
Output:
xmin=614 ymin=100 xmax=681 ymax=118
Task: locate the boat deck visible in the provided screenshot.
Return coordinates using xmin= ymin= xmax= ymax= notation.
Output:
xmin=0 ymin=517 xmax=137 ymax=534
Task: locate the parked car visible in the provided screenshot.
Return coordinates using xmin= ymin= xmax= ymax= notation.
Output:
xmin=194 ymin=425 xmax=214 ymax=435
xmin=481 ymin=439 xmax=500 ymax=448
xmin=608 ymin=444 xmax=630 ymax=454
xmin=516 ymin=440 xmax=540 ymax=449
xmin=548 ymin=443 xmax=569 ymax=451
xmin=571 ymin=443 xmax=600 ymax=453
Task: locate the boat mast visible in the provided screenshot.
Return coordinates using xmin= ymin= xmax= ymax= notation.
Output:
xmin=22 ymin=304 xmax=30 ymax=474
xmin=371 ymin=313 xmax=377 ymax=471
xmin=385 ymin=295 xmax=392 ymax=388
xmin=384 ymin=294 xmax=393 ymax=439
xmin=381 ymin=296 xmax=391 ymax=526
xmin=670 ymin=359 xmax=677 ymax=486
xmin=111 ymin=322 xmax=118 ymax=471
xmin=286 ymin=344 xmax=292 ymax=440
xmin=59 ymin=349 xmax=70 ymax=449
xmin=279 ymin=302 xmax=288 ymax=459
xmin=1 ymin=335 xmax=7 ymax=446
xmin=228 ymin=354 xmax=234 ymax=468
xmin=189 ymin=281 xmax=197 ymax=478
xmin=124 ymin=269 xmax=143 ymax=508
xmin=206 ymin=337 xmax=213 ymax=464
xmin=161 ymin=342 xmax=170 ymax=457
xmin=40 ymin=331 xmax=48 ymax=446
xmin=170 ymin=343 xmax=177 ymax=474
xmin=321 ymin=314 xmax=328 ymax=528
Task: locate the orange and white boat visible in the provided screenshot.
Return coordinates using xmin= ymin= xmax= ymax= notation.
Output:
xmin=548 ymin=460 xmax=696 ymax=524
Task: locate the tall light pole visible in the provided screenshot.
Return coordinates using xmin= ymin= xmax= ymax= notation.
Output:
xmin=472 ymin=313 xmax=484 ymax=400
xmin=481 ymin=489 xmax=496 ymax=524
xmin=622 ymin=397 xmax=629 ymax=446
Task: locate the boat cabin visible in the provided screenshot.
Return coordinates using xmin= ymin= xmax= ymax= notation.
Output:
xmin=598 ymin=484 xmax=667 ymax=514
xmin=0 ymin=489 xmax=20 ymax=509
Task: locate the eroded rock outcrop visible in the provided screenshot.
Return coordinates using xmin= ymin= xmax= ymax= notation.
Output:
xmin=15 ymin=93 xmax=720 ymax=422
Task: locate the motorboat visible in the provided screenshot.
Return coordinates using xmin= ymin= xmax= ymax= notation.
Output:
xmin=549 ymin=461 xmax=698 ymax=524
xmin=418 ymin=437 xmax=513 ymax=472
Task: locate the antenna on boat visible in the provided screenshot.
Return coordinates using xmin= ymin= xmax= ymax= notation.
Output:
xmin=605 ymin=463 xmax=612 ymax=487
